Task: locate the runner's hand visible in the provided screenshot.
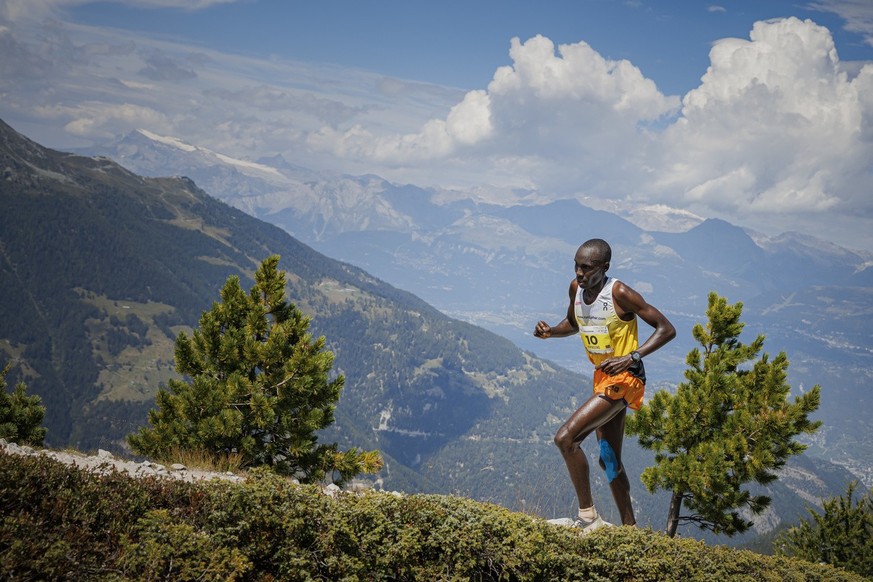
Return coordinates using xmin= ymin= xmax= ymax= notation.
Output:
xmin=596 ymin=355 xmax=634 ymax=375
xmin=534 ymin=321 xmax=551 ymax=339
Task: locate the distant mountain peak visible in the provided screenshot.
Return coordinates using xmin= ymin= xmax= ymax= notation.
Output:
xmin=134 ymin=128 xmax=198 ymax=153
xmin=124 ymin=129 xmax=286 ymax=182
xmin=622 ymin=204 xmax=705 ymax=233
xmin=578 ymin=197 xmax=704 ymax=234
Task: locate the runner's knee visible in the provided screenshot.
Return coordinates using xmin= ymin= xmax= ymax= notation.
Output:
xmin=553 ymin=428 xmax=571 ymax=454
xmin=554 ymin=427 xmax=583 ymax=456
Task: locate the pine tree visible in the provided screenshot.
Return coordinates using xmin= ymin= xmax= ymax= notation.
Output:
xmin=775 ymin=481 xmax=873 ymax=578
xmin=128 ymin=255 xmax=382 ymax=485
xmin=626 ymin=292 xmax=821 ymax=537
xmin=0 ymin=362 xmax=47 ymax=446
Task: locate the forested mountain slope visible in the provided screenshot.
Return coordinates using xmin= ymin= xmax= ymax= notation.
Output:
xmin=0 ymin=117 xmax=582 ymax=503
xmin=0 ymin=119 xmax=855 ymax=541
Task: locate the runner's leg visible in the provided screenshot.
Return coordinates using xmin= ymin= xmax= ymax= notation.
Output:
xmin=554 ymin=394 xmax=627 ymax=511
xmin=596 ymin=407 xmax=635 ymax=525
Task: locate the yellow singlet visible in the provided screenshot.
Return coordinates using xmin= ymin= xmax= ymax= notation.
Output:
xmin=574 ymin=278 xmax=646 ymax=409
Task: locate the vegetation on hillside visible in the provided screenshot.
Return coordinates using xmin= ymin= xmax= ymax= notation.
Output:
xmin=0 ymin=451 xmax=862 ymax=581
xmin=627 ymin=293 xmax=821 ymax=537
xmin=127 ymin=256 xmax=382 ymax=485
xmin=0 ymin=119 xmax=860 ymax=544
xmin=776 ymin=481 xmax=873 ymax=578
xmin=0 ymin=363 xmax=46 ymax=446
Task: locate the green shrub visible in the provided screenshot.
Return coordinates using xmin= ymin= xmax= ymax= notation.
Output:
xmin=1 ymin=453 xmax=149 ymax=578
xmin=776 ymin=481 xmax=873 ymax=578
xmin=118 ymin=509 xmax=251 ymax=580
xmin=0 ymin=450 xmax=864 ymax=581
xmin=0 ymin=363 xmax=47 ymax=446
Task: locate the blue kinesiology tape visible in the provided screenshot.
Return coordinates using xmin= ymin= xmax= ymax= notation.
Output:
xmin=599 ymin=439 xmax=620 ymax=483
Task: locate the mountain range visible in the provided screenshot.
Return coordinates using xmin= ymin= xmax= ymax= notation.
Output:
xmin=0 ymin=119 xmax=866 ymax=547
xmin=82 ymin=127 xmax=873 ymax=486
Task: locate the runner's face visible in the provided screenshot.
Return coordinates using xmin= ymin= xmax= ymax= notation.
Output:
xmin=575 ymin=247 xmax=607 ymax=290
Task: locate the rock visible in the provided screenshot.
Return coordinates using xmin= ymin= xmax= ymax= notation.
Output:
xmin=0 ymin=440 xmax=377 ymax=495
xmin=348 ymin=479 xmax=371 ymax=492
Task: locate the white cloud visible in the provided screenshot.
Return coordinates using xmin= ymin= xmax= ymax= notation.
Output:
xmin=445 ymin=90 xmax=493 ymax=145
xmin=60 ymin=102 xmax=172 ymax=138
xmin=310 ymin=34 xmax=680 ymax=193
xmin=307 ymin=18 xmax=872 ymax=247
xmin=0 ymin=5 xmax=871 ymax=249
xmin=807 ymin=0 xmax=873 ymax=47
xmin=653 ymin=17 xmax=873 ymax=233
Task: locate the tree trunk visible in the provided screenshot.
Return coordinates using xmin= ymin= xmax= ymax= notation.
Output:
xmin=665 ymin=491 xmax=683 ymax=537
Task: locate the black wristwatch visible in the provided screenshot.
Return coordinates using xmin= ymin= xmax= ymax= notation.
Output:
xmin=629 ymin=351 xmax=642 ymax=364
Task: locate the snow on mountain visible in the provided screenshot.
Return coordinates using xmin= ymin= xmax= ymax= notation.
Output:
xmin=135 ymin=128 xmax=198 ymax=153
xmin=622 ymin=204 xmax=705 ymax=233
xmin=131 ymin=129 xmax=287 ymax=183
xmin=577 ymin=197 xmax=705 ymax=234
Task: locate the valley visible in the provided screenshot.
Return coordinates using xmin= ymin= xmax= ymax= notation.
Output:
xmin=0 ymin=118 xmax=867 ymax=548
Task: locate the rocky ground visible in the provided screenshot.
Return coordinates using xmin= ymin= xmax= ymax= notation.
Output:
xmin=0 ymin=438 xmax=245 ymax=484
xmin=0 ymin=438 xmax=385 ymax=500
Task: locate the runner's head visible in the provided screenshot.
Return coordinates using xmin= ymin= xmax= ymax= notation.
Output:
xmin=575 ymin=239 xmax=611 ymax=290
xmin=580 ymin=239 xmax=611 ymax=263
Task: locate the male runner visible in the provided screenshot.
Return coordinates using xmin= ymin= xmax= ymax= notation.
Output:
xmin=534 ymin=238 xmax=675 ymax=531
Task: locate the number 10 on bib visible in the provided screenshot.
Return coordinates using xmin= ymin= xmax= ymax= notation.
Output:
xmin=581 ymin=325 xmax=614 ymax=355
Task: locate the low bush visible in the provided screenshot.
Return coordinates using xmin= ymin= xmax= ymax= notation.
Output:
xmin=0 ymin=451 xmax=863 ymax=581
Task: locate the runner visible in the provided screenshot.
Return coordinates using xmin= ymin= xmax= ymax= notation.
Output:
xmin=534 ymin=238 xmax=675 ymax=531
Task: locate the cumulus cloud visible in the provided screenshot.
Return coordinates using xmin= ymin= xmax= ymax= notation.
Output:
xmin=310 ymin=34 xmax=680 ymax=192
xmin=654 ymin=17 xmax=873 ymax=231
xmin=0 ymin=3 xmax=870 ymax=249
xmin=308 ymin=18 xmax=871 ymax=246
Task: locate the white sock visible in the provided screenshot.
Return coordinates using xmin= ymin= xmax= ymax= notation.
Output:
xmin=578 ymin=506 xmax=598 ymax=522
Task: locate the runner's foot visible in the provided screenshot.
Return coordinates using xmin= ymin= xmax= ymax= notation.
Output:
xmin=572 ymin=515 xmax=613 ymax=534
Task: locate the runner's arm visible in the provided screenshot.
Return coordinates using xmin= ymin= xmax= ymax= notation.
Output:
xmin=597 ymin=281 xmax=675 ymax=374
xmin=534 ymin=280 xmax=580 ymax=339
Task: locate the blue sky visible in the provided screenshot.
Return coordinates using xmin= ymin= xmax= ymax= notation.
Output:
xmin=67 ymin=0 xmax=869 ymax=95
xmin=2 ymin=0 xmax=873 ymax=250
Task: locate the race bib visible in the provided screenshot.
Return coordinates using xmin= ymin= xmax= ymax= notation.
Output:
xmin=580 ymin=325 xmax=614 ymax=355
